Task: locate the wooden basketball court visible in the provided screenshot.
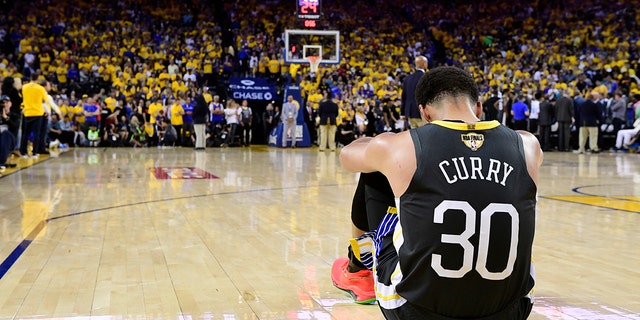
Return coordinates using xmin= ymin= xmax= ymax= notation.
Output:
xmin=0 ymin=147 xmax=638 ymax=319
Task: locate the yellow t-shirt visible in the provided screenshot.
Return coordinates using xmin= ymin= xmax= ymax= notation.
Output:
xmin=144 ymin=123 xmax=155 ymax=137
xmin=176 ymin=83 xmax=188 ymax=96
xmin=112 ymin=78 xmax=125 ymax=90
xmin=258 ymin=59 xmax=267 ymax=74
xmin=59 ymin=104 xmax=72 ymax=118
xmin=186 ymin=60 xmax=198 ymax=71
xmin=124 ymin=86 xmax=137 ymax=99
xmin=203 ymin=59 xmax=213 ymax=74
xmin=289 ymin=64 xmax=300 ymax=79
xmin=22 ymin=82 xmax=47 ymax=117
xmin=148 ymin=102 xmax=164 ymax=124
xmin=159 ymin=72 xmax=170 ymax=82
xmin=308 ymin=92 xmax=323 ymax=109
xmin=280 ymin=59 xmax=289 ymax=74
xmin=39 ymin=53 xmax=51 ymax=69
xmin=154 ymin=61 xmax=164 ymax=71
xmin=73 ymin=105 xmax=85 ymax=123
xmin=268 ymin=59 xmax=280 ymax=74
xmin=170 ymin=104 xmax=184 ymax=126
xmin=104 ymin=97 xmax=117 ymax=112
xmin=338 ymin=108 xmax=354 ymax=122
xmin=171 ymin=81 xmax=180 ymax=94
xmin=47 ymin=64 xmax=56 ymax=77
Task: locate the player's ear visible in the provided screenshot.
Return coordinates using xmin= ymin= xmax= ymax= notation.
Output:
xmin=474 ymin=101 xmax=483 ymax=119
xmin=419 ymin=104 xmax=432 ymax=123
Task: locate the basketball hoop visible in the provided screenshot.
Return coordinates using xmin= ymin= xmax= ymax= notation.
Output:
xmin=307 ymin=56 xmax=321 ymax=73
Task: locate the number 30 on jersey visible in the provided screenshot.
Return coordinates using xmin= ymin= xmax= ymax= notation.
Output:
xmin=432 ymin=200 xmax=519 ymax=281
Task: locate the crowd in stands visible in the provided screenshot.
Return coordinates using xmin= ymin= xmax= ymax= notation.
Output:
xmin=0 ymin=0 xmax=639 ymax=153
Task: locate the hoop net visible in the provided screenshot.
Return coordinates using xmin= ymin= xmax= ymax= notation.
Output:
xmin=307 ymin=56 xmax=321 ymax=73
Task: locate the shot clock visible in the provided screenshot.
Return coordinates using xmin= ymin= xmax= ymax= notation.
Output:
xmin=297 ymin=0 xmax=321 ymax=27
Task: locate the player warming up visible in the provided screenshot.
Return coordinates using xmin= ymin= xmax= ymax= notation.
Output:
xmin=336 ymin=66 xmax=543 ymax=319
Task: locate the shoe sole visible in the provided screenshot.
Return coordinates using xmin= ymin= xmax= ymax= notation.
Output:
xmin=332 ymin=280 xmax=377 ymax=305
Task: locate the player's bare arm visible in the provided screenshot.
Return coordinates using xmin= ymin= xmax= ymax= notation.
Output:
xmin=340 ymin=131 xmax=416 ymax=197
xmin=516 ymin=130 xmax=543 ymax=187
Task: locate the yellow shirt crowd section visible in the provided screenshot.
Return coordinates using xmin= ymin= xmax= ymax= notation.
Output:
xmin=0 ymin=0 xmax=638 ymax=118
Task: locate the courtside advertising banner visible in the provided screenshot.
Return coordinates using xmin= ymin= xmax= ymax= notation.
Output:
xmin=229 ymin=77 xmax=277 ymax=101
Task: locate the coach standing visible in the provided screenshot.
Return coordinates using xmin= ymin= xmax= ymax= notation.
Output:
xmin=20 ymin=74 xmax=48 ymax=157
xmin=402 ymin=55 xmax=428 ymax=129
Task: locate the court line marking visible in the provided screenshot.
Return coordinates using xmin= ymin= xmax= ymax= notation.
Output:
xmin=2 ymin=181 xmax=638 ymax=318
xmin=0 ymin=154 xmax=59 ymax=178
xmin=4 ymin=181 xmax=638 ymax=280
xmin=0 ymin=154 xmax=65 ymax=279
xmin=0 ymin=183 xmax=344 ymax=280
xmin=540 ymin=184 xmax=640 ymax=214
xmin=572 ymin=184 xmax=640 ymax=202
xmin=542 ymin=195 xmax=640 ymax=213
xmin=0 ymin=221 xmax=45 ymax=280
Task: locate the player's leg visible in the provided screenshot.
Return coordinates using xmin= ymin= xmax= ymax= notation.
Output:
xmin=332 ymin=173 xmax=376 ymax=304
xmin=332 ymin=172 xmax=395 ymax=304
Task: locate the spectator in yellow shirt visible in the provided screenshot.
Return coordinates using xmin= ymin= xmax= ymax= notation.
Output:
xmin=169 ymin=98 xmax=185 ymax=146
xmin=58 ymin=98 xmax=71 ymax=119
xmin=104 ymin=91 xmax=117 ymax=112
xmin=73 ymin=96 xmax=86 ymax=125
xmin=20 ymin=74 xmax=48 ymax=157
xmin=147 ymin=98 xmax=164 ymax=125
xmin=307 ymin=88 xmax=323 ymax=110
xmin=268 ymin=54 xmax=280 ymax=81
xmin=258 ymin=55 xmax=268 ymax=77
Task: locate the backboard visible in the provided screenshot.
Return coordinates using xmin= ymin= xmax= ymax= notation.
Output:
xmin=284 ymin=29 xmax=340 ymax=64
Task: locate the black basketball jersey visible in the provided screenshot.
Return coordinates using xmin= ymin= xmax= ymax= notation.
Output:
xmin=395 ymin=120 xmax=536 ymax=318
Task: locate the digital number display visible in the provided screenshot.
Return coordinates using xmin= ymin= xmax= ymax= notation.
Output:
xmin=297 ymin=0 xmax=321 ymax=20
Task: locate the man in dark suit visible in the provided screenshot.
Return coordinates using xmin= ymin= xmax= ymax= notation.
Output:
xmin=482 ymin=86 xmax=501 ymax=121
xmin=554 ymin=89 xmax=575 ymax=151
xmin=318 ymin=91 xmax=339 ymax=151
xmin=576 ymin=92 xmax=603 ymax=153
xmin=538 ymin=93 xmax=554 ymax=151
xmin=402 ymin=56 xmax=428 ymax=128
xmin=302 ymin=100 xmax=318 ymax=145
xmin=192 ymin=87 xmax=211 ymax=150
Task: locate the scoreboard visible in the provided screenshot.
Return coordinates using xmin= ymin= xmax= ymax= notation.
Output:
xmin=296 ymin=0 xmax=321 ymax=28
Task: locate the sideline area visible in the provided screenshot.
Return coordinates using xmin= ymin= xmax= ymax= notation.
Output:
xmin=0 ymin=149 xmax=68 ymax=178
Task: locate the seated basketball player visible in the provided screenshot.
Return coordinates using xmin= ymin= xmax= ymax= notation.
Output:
xmin=335 ymin=66 xmax=543 ymax=319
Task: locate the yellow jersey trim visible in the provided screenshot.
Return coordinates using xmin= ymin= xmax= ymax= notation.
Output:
xmin=376 ymin=292 xmax=404 ymax=301
xmin=431 ymin=120 xmax=501 ymax=131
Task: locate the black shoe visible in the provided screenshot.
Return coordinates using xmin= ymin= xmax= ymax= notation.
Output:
xmin=0 ymin=163 xmax=17 ymax=168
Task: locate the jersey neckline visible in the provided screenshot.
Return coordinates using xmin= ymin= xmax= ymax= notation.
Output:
xmin=431 ymin=120 xmax=501 ymax=131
